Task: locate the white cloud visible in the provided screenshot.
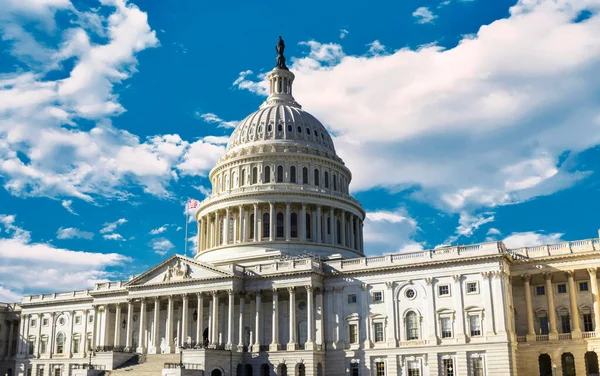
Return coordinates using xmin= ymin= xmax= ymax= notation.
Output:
xmin=339 ymin=29 xmax=349 ymax=39
xmin=0 ymin=213 xmax=130 ymax=300
xmin=503 ymin=231 xmax=564 ymax=249
xmin=367 ymin=40 xmax=386 ymax=55
xmin=234 ymin=0 xmax=600 ymax=214
xmin=61 ymin=199 xmax=77 ymax=215
xmin=363 ymin=208 xmax=422 ymax=255
xmin=149 ymin=225 xmax=168 ymax=235
xmin=413 ymin=7 xmax=438 ymax=24
xmin=100 ymin=218 xmax=127 ymax=234
xmin=103 ymin=233 xmax=125 ymax=241
xmin=177 ymin=139 xmax=226 ymax=177
xmin=487 ymin=228 xmax=501 ymax=236
xmin=57 ymin=227 xmax=94 ymax=240
xmin=151 ymin=237 xmax=175 ymax=256
xmin=195 ymin=112 xmax=240 ymax=129
xmin=445 ymin=212 xmax=495 ymax=244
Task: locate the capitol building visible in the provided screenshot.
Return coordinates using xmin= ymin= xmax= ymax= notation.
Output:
xmin=2 ymin=39 xmax=600 ymax=376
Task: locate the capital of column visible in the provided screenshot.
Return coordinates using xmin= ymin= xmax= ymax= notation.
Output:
xmin=305 ymin=285 xmax=313 ymax=292
xmin=385 ymin=281 xmax=394 ymax=289
xmin=181 ymin=293 xmax=188 ymax=301
xmin=543 ymin=272 xmax=553 ymax=281
xmin=425 ymin=277 xmax=434 ymax=285
xmin=481 ymin=272 xmax=492 ymax=279
xmin=227 ymin=289 xmax=234 ymax=296
xmin=589 ymin=268 xmax=598 ymax=276
xmin=452 ymin=274 xmax=462 ymax=282
xmin=521 ymin=273 xmax=532 ymax=283
xmin=196 ymin=292 xmax=204 ymax=298
xmin=210 ymin=290 xmax=219 ymax=297
xmin=565 ymin=270 xmax=575 ymax=278
xmin=287 ymin=287 xmax=296 ymax=294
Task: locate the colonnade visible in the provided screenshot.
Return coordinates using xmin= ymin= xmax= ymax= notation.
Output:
xmin=197 ymin=202 xmax=364 ymax=253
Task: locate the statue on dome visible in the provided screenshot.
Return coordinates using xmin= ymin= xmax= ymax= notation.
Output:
xmin=276 ymin=36 xmax=288 ymax=70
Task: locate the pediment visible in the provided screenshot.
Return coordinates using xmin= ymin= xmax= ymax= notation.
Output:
xmin=126 ymin=255 xmax=233 ymax=286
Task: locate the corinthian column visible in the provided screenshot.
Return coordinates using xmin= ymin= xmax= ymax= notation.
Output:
xmin=253 ymin=204 xmax=259 ymax=242
xmin=305 ymin=286 xmax=315 ymax=350
xmin=125 ymin=300 xmax=133 ymax=351
xmin=543 ymin=273 xmax=558 ymax=339
xmin=166 ymin=295 xmax=174 ymax=353
xmin=113 ymin=305 xmax=122 ymax=349
xmin=300 ymin=204 xmax=307 ymax=241
xmin=226 ymin=290 xmax=234 ymax=350
xmin=151 ymin=297 xmax=160 ymax=353
xmin=522 ymin=274 xmax=536 ymax=341
xmin=237 ymin=293 xmax=246 ymax=351
xmin=269 ymin=202 xmax=275 ymax=241
xmin=252 ymin=291 xmax=262 ymax=352
xmin=316 ymin=206 xmax=322 ymax=244
xmin=588 ymin=268 xmax=600 ymax=333
xmin=270 ymin=289 xmax=280 ymax=351
xmin=566 ymin=271 xmax=582 ymax=338
xmin=181 ymin=294 xmax=189 ymax=346
xmin=224 ymin=208 xmax=230 ymax=245
xmin=287 ymin=287 xmax=297 ymax=351
xmin=137 ymin=299 xmax=147 ymax=354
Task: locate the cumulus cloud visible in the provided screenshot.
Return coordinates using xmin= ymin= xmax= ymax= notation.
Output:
xmin=100 ymin=218 xmax=127 ymax=234
xmin=0 ymin=214 xmax=130 ymax=300
xmin=151 ymin=237 xmax=175 ymax=255
xmin=57 ymin=227 xmax=94 ymax=240
xmin=503 ymin=231 xmax=565 ymax=249
xmin=413 ymin=7 xmax=438 ymax=24
xmin=363 ymin=208 xmax=423 ymax=255
xmin=233 ymin=0 xmax=600 ymax=217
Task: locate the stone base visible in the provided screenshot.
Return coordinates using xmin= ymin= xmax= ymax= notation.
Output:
xmin=287 ymin=342 xmax=297 ymax=351
xmin=269 ymin=343 xmax=280 ymax=351
xmin=571 ymin=330 xmax=582 ymax=339
xmin=525 ymin=334 xmax=537 ymax=342
xmin=305 ymin=341 xmax=316 ymax=350
xmin=549 ymin=332 xmax=559 ymax=340
xmin=251 ymin=344 xmax=260 ymax=353
xmin=136 ymin=346 xmax=146 ymax=354
xmin=148 ymin=346 xmax=160 ymax=354
xmin=163 ymin=345 xmax=174 ymax=354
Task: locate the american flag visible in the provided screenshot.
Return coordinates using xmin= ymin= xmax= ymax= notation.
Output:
xmin=187 ymin=198 xmax=199 ymax=210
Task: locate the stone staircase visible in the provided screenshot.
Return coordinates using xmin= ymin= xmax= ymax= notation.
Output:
xmin=109 ymin=354 xmax=180 ymax=376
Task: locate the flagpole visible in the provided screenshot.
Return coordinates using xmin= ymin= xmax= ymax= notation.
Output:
xmin=184 ymin=198 xmax=189 ymax=257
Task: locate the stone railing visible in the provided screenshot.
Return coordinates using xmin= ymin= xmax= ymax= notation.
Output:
xmin=516 ymin=336 xmax=527 ymax=343
xmin=583 ymin=332 xmax=597 ymax=338
xmin=243 ymin=258 xmax=322 ymax=276
xmin=164 ymin=363 xmax=203 ymax=370
xmin=24 ymin=290 xmax=90 ymax=304
xmin=536 ymin=335 xmax=549 ymax=341
xmin=509 ymin=238 xmax=600 ymax=259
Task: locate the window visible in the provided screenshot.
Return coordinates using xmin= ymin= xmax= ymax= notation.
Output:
xmin=27 ymin=369 xmax=32 ymax=376
xmin=466 ymin=282 xmax=478 ymax=294
xmin=302 ymin=167 xmax=308 ymax=184
xmin=297 ymin=126 xmax=302 ymax=133
xmin=305 ymin=213 xmax=311 ymax=239
xmin=88 ymin=315 xmax=93 ymax=323
xmin=348 ymin=294 xmax=357 ymax=304
xmin=350 ymin=363 xmax=359 ymax=376
xmin=469 ymin=315 xmax=482 ymax=336
xmin=28 ymin=337 xmax=35 ymax=355
xmin=263 ymin=213 xmax=270 ymax=239
xmin=56 ymin=333 xmax=65 ymax=354
xmin=405 ymin=289 xmax=416 ymax=299
xmin=277 ymin=124 xmax=283 ymax=132
xmin=441 ymin=318 xmax=452 ymax=338
xmin=264 ymin=166 xmax=271 ymax=183
xmin=557 ymin=284 xmax=567 ymax=294
xmin=333 ymin=174 xmax=337 ymax=191
xmin=290 ymin=166 xmax=296 ymax=183
xmin=324 ymin=171 xmax=329 ymax=188
xmin=373 ymin=291 xmax=383 ymax=302
xmin=73 ymin=337 xmax=80 ymax=354
xmin=42 ymin=318 xmax=49 ymax=326
xmin=580 ymin=282 xmax=589 ymax=292
xmin=442 ymin=359 xmax=454 ymax=376
xmin=349 ymin=324 xmax=358 ymax=344
xmin=291 ymin=213 xmax=298 ymax=238
xmin=373 ymin=322 xmax=384 ymax=342
xmin=250 ymin=214 xmax=255 ymax=240
xmin=561 ymin=314 xmax=571 ymax=333
xmin=314 ymin=169 xmax=320 ymax=186
xmin=536 ymin=286 xmax=545 ymax=296
xmin=241 ymin=169 xmax=246 ymax=186
xmin=30 ymin=319 xmax=36 ymax=328
xmin=75 ymin=316 xmax=81 ymax=325
xmin=406 ymin=311 xmax=419 ymax=340
xmin=539 ymin=317 xmax=549 ymax=335
xmin=584 ymin=313 xmax=594 ymax=332
xmin=40 ymin=337 xmax=47 ymax=354
xmin=277 ymin=165 xmax=284 ymax=183
xmin=37 ymin=368 xmax=44 ymax=376
xmin=375 ymin=362 xmax=385 ymax=376
xmin=407 ymin=361 xmax=420 ymax=376
xmin=306 ymin=128 xmax=311 ymax=135
xmin=276 ymin=212 xmax=284 ymax=238
xmin=438 ymin=285 xmax=450 ymax=297
xmin=252 ymin=167 xmax=258 ymax=184
xmin=471 ymin=358 xmax=484 ymax=376
xmin=287 ymin=124 xmax=292 ymax=132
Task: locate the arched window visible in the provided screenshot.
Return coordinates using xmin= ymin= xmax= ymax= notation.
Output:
xmin=324 ymin=171 xmax=329 ymax=188
xmin=317 ymin=364 xmax=323 ymax=376
xmin=278 ymin=124 xmax=283 ymax=132
xmin=260 ymin=364 xmax=269 ymax=376
xmin=236 ymin=364 xmax=243 ymax=376
xmin=306 ymin=214 xmax=311 ymax=240
xmin=219 ymin=219 xmax=224 ymax=245
xmin=245 ymin=365 xmax=253 ymax=376
xmin=232 ymin=171 xmax=237 ymax=188
xmin=585 ymin=352 xmax=599 ymax=375
xmin=291 ymin=213 xmax=298 ymax=238
xmin=278 ymin=364 xmax=288 ymax=376
xmin=314 ymin=169 xmax=320 ymax=186
xmin=252 ymin=167 xmax=258 ymax=184
xmin=277 ymin=165 xmax=284 ymax=183
xmin=263 ymin=213 xmax=270 ymax=239
xmin=56 ymin=333 xmax=65 ymax=354
xmin=241 ymin=169 xmax=246 ymax=186
xmin=268 ymin=124 xmax=272 ymax=132
xmin=406 ymin=311 xmax=419 ymax=340
xmin=249 ymin=214 xmax=255 ymax=240
xmin=302 ymin=167 xmax=309 ymax=184
xmin=276 ymin=212 xmax=284 ymax=238
xmin=297 ymin=126 xmax=302 ymax=133
xmin=562 ymin=353 xmax=576 ymax=376
xmin=538 ymin=354 xmax=552 ymax=376
xmin=287 ymin=124 xmax=292 ymax=132
xmin=333 ymin=174 xmax=337 ymax=191
xmin=290 ymin=166 xmax=297 ymax=183
xmin=297 ymin=364 xmax=306 ymax=376
xmin=264 ymin=166 xmax=271 ymax=183
xmin=306 ymin=128 xmax=311 ymax=135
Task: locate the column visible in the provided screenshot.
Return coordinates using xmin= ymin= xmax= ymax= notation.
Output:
xmin=238 ymin=205 xmax=244 ymax=243
xmin=206 ymin=215 xmax=212 ymax=249
xmin=210 ymin=292 xmax=219 ymax=347
xmin=237 ymin=293 xmax=246 ymax=350
xmin=452 ymin=275 xmax=466 ymax=342
xmin=285 ymin=203 xmax=291 ymax=241
xmin=81 ymin=311 xmax=88 ymax=358
xmin=178 ymin=295 xmax=187 ymax=347
xmin=35 ymin=314 xmax=42 ymax=357
xmin=100 ymin=306 xmax=109 ymax=347
xmin=137 ymin=299 xmax=147 ymax=353
xmin=91 ymin=306 xmax=98 ymax=354
xmin=198 ymin=217 xmax=204 ymax=252
xmin=349 ymin=216 xmax=355 ymax=249
xmin=306 ymin=286 xmax=315 ymax=350
xmin=543 ymin=272 xmax=558 ymax=339
xmin=334 ymin=287 xmax=343 ymax=348
xmin=522 ymin=274 xmax=536 ymax=340
xmin=316 ymin=289 xmax=324 ymax=347
xmin=214 ymin=210 xmax=220 ymax=247
xmin=151 ymin=298 xmax=160 ymax=353
xmin=300 ymin=204 xmax=307 ymax=241
xmin=329 ymin=207 xmax=335 ymax=244
xmin=227 ymin=290 xmax=234 ymax=349
xmin=252 ymin=291 xmax=262 ymax=352
xmin=480 ymin=272 xmax=496 ymax=336
xmin=425 ymin=279 xmax=438 ymax=342
xmin=287 ymin=287 xmax=297 ymax=351
xmin=224 ymin=208 xmax=230 ymax=245
xmin=243 ymin=208 xmax=249 ymax=242
xmin=125 ymin=300 xmax=133 ymax=351
xmin=384 ymin=282 xmax=397 ymax=346
xmin=566 ymin=270 xmax=582 ymax=337
xmin=588 ymin=268 xmax=600 ymax=333
xmin=6 ymin=320 xmax=14 ymax=357
xmin=269 ymin=202 xmax=275 ymax=241
xmin=166 ymin=295 xmax=174 ymax=353
xmin=354 ymin=216 xmax=359 ymax=250
xmin=340 ymin=210 xmax=346 ymax=247
xmin=113 ymin=305 xmax=122 ymax=349
xmin=316 ymin=206 xmax=322 ymax=244
xmin=196 ymin=292 xmax=204 ymax=346
xmin=270 ymin=289 xmax=280 ymax=350
xmin=17 ymin=314 xmax=26 ymax=357
xmin=253 ymin=204 xmax=259 ymax=242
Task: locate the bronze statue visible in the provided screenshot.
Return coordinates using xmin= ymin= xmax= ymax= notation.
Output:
xmin=276 ymin=36 xmax=288 ymax=70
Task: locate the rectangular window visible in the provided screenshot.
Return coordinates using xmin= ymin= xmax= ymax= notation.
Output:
xmin=539 ymin=317 xmax=549 ymax=335
xmin=469 ymin=315 xmax=481 ymax=336
xmin=374 ymin=322 xmax=384 ymax=342
xmin=407 ymin=361 xmax=420 ymax=376
xmin=375 ymin=362 xmax=385 ymax=376
xmin=443 ymin=359 xmax=454 ymax=376
xmin=350 ymin=363 xmax=359 ymax=376
xmin=88 ymin=315 xmax=93 ymax=323
xmin=472 ymin=358 xmax=484 ymax=376
xmin=42 ymin=318 xmax=49 ymax=326
xmin=28 ymin=338 xmax=34 ymax=355
xmin=348 ymin=294 xmax=357 ymax=304
xmin=466 ymin=282 xmax=478 ymax=294
xmin=584 ymin=313 xmax=594 ymax=332
xmin=26 ymin=369 xmax=32 ymax=376
xmin=441 ymin=318 xmax=452 ymax=338
xmin=37 ymin=368 xmax=44 ymax=376
xmin=557 ymin=284 xmax=567 ymax=294
xmin=40 ymin=339 xmax=47 ymax=354
xmin=349 ymin=324 xmax=358 ymax=344
xmin=561 ymin=315 xmax=571 ymax=333
xmin=438 ymin=285 xmax=450 ymax=297
xmin=580 ymin=282 xmax=589 ymax=292
xmin=373 ymin=291 xmax=383 ymax=302
xmin=73 ymin=338 xmax=80 ymax=354
xmin=536 ymin=286 xmax=545 ymax=296
xmin=30 ymin=319 xmax=36 ymax=328
xmin=75 ymin=316 xmax=81 ymax=325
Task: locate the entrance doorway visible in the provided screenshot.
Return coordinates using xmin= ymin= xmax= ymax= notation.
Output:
xmin=539 ymin=354 xmax=552 ymax=376
xmin=586 ymin=351 xmax=599 ymax=376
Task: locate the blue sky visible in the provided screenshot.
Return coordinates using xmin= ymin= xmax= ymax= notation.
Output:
xmin=1 ymin=0 xmax=600 ymax=301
